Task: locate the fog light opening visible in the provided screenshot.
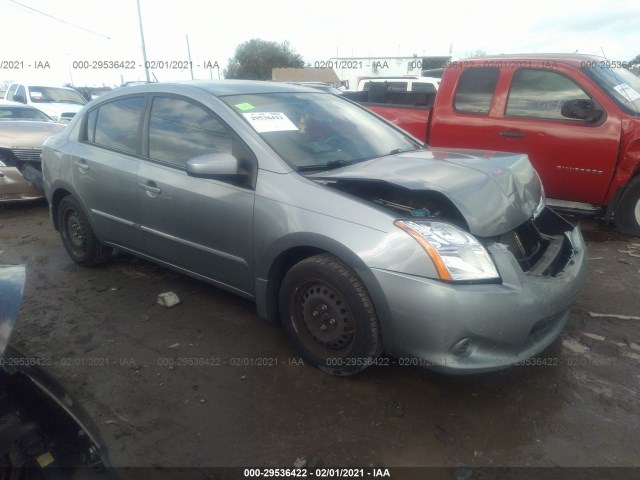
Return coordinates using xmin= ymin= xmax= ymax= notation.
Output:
xmin=451 ymin=338 xmax=475 ymax=358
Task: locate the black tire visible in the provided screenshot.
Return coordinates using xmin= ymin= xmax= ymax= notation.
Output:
xmin=279 ymin=254 xmax=383 ymax=376
xmin=58 ymin=196 xmax=112 ymax=266
xmin=614 ymin=176 xmax=640 ymax=236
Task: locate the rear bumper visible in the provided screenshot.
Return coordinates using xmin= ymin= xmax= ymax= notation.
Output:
xmin=372 ymin=212 xmax=587 ymax=373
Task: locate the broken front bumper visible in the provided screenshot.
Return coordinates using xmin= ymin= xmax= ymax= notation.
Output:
xmin=370 ymin=208 xmax=587 ymax=373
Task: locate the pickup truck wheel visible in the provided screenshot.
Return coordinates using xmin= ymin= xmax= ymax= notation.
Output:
xmin=279 ymin=254 xmax=382 ymax=376
xmin=58 ymin=196 xmax=112 ymax=266
xmin=614 ymin=176 xmax=640 ymax=236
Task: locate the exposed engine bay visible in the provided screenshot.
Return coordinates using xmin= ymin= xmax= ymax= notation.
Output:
xmin=320 ymin=179 xmax=469 ymax=228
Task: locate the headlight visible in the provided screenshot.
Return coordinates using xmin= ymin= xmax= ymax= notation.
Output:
xmin=394 ymin=220 xmax=500 ymax=282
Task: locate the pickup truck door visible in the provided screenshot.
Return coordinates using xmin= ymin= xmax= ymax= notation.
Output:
xmin=137 ymin=95 xmax=255 ymax=295
xmin=432 ymin=66 xmax=621 ymax=205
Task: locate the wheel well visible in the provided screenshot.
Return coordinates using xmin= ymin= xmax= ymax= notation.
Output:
xmin=51 ymin=189 xmax=72 ymax=231
xmin=265 ymin=246 xmax=326 ymax=323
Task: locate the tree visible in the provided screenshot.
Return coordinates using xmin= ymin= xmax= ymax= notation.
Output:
xmin=224 ymin=39 xmax=305 ymax=80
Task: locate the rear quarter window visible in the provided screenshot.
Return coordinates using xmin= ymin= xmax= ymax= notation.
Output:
xmin=454 ymin=67 xmax=500 ymax=114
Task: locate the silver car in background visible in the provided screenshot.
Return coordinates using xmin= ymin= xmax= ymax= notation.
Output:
xmin=42 ymin=81 xmax=587 ymax=375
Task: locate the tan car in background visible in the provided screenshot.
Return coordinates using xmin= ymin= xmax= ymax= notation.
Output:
xmin=0 ymin=100 xmax=64 ymax=202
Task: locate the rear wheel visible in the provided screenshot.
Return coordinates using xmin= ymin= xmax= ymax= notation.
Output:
xmin=279 ymin=254 xmax=382 ymax=376
xmin=614 ymin=176 xmax=640 ymax=236
xmin=58 ymin=196 xmax=112 ymax=266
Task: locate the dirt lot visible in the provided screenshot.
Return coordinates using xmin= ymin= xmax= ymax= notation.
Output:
xmin=1 ymin=201 xmax=639 ymax=471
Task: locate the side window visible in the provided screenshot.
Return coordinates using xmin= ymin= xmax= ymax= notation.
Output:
xmin=506 ymin=69 xmax=591 ymax=120
xmin=93 ymin=96 xmax=145 ymax=154
xmin=6 ymin=84 xmax=18 ymax=100
xmin=454 ymin=68 xmax=500 ymax=114
xmin=148 ymin=96 xmax=232 ymax=167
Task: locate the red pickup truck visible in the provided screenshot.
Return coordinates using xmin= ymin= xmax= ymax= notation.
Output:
xmin=345 ymin=54 xmax=640 ymax=235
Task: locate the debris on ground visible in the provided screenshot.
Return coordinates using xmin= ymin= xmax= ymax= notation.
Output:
xmin=157 ymin=291 xmax=181 ymax=308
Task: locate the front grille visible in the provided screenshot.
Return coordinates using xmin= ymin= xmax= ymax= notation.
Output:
xmin=495 ymin=220 xmax=547 ymax=271
xmin=11 ymin=147 xmax=42 ymax=163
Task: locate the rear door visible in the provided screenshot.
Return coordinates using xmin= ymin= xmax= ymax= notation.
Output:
xmin=71 ymin=95 xmax=146 ymax=250
xmin=137 ymin=95 xmax=256 ymax=295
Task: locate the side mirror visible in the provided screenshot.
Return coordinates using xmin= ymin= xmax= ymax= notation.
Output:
xmin=561 ymin=99 xmax=604 ymax=123
xmin=13 ymin=94 xmax=26 ymax=104
xmin=186 ymin=152 xmax=248 ymax=181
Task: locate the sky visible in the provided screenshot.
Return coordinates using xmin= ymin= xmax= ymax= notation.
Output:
xmin=1 ymin=0 xmax=639 ymax=87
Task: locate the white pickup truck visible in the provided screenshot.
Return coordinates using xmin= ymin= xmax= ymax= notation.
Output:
xmin=356 ymin=76 xmax=440 ymax=93
xmin=4 ymin=83 xmax=87 ymax=123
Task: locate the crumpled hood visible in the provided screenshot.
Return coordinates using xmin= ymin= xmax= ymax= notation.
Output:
xmin=0 ymin=121 xmax=65 ymax=148
xmin=310 ymin=148 xmax=543 ymax=237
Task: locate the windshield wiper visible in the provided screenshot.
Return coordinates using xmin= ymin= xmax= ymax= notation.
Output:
xmin=296 ymin=160 xmax=352 ymax=172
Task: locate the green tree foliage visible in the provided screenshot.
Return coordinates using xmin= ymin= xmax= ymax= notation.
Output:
xmin=224 ymin=39 xmax=305 ymax=80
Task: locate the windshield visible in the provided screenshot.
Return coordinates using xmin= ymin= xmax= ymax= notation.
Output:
xmin=28 ymin=86 xmax=87 ymax=105
xmin=583 ymin=66 xmax=640 ymax=116
xmin=221 ymin=92 xmax=421 ymax=172
xmin=0 ymin=106 xmax=53 ymax=121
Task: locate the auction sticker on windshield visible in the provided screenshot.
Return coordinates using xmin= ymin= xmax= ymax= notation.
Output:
xmin=242 ymin=112 xmax=298 ymax=133
xmin=614 ymin=83 xmax=640 ymax=102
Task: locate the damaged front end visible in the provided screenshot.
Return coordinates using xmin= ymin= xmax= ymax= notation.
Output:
xmin=0 ymin=150 xmax=44 ymax=202
xmin=0 ymin=266 xmax=111 ymax=476
xmin=484 ymin=207 xmax=577 ymax=278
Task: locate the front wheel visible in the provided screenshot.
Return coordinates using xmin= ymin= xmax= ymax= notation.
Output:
xmin=614 ymin=176 xmax=640 ymax=236
xmin=58 ymin=196 xmax=112 ymax=266
xmin=279 ymin=254 xmax=382 ymax=376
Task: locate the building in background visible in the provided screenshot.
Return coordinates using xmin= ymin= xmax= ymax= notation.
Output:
xmin=272 ymin=67 xmax=342 ymax=87
xmin=322 ymin=55 xmax=451 ymax=90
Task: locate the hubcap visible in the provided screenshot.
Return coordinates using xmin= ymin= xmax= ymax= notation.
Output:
xmin=299 ymin=283 xmax=354 ymax=350
xmin=634 ymin=198 xmax=640 ymax=227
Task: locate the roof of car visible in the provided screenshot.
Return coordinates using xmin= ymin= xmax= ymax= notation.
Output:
xmin=458 ymin=53 xmax=607 ymax=66
xmin=113 ymin=80 xmax=319 ymax=98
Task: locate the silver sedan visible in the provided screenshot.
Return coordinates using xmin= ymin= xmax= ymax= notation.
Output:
xmin=42 ymin=81 xmax=587 ymax=375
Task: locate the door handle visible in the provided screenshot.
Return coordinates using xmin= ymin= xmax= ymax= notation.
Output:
xmin=139 ymin=181 xmax=161 ymax=195
xmin=499 ymin=131 xmax=526 ymax=138
xmin=73 ymin=159 xmax=89 ymax=171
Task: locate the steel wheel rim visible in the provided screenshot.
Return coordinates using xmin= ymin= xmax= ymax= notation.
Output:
xmin=295 ymin=280 xmax=355 ymax=355
xmin=64 ymin=209 xmax=87 ymax=256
